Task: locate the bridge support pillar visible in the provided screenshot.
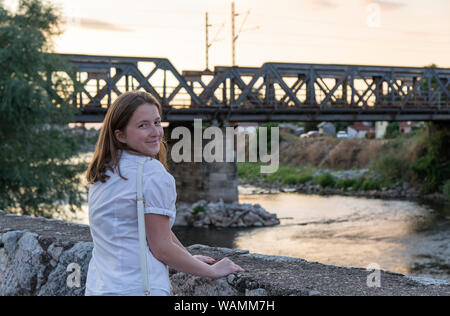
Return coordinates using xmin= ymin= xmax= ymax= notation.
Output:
xmin=164 ymin=123 xmax=239 ymax=204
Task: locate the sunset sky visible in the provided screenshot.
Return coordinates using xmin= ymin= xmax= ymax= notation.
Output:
xmin=7 ymin=0 xmax=450 ymax=71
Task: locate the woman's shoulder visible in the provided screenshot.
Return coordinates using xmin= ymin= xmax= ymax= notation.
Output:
xmin=143 ymin=158 xmax=168 ymax=176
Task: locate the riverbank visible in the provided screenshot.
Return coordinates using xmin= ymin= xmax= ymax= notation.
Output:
xmin=272 ymin=123 xmax=450 ymax=202
xmin=1 ymin=210 xmax=449 ymax=296
xmin=238 ymin=178 xmax=449 ymax=205
xmin=238 ymin=158 xmax=450 ymax=204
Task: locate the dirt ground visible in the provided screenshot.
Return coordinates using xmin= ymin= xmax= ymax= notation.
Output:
xmin=279 ymin=136 xmax=390 ymax=169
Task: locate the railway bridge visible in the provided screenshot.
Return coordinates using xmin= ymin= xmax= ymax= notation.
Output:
xmin=59 ymin=54 xmax=450 ymax=123
xmin=59 ymin=54 xmax=450 ymax=203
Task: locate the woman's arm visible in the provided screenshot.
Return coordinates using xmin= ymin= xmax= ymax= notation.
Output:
xmin=170 ymin=230 xmax=190 ymax=255
xmin=146 ymin=214 xmax=244 ymax=279
xmin=171 ymin=230 xmax=216 ymax=264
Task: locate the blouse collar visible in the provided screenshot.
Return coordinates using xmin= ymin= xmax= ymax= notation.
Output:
xmin=119 ymin=150 xmax=153 ymax=162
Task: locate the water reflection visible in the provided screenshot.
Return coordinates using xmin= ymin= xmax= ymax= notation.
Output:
xmin=173 ymin=193 xmax=450 ymax=281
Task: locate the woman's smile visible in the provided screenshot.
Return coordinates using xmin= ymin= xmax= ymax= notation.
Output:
xmin=146 ymin=139 xmax=159 ymax=145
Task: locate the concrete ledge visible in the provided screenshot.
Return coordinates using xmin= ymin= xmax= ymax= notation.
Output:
xmin=1 ymin=211 xmax=449 ymax=296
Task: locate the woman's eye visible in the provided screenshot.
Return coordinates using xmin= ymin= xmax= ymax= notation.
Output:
xmin=155 ymin=121 xmax=161 ymax=125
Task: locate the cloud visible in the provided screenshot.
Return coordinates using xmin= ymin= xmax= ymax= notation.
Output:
xmin=363 ymin=0 xmax=407 ymax=11
xmin=79 ymin=18 xmax=133 ymax=32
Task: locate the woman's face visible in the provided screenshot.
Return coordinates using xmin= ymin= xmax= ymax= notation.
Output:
xmin=115 ymin=103 xmax=163 ymax=157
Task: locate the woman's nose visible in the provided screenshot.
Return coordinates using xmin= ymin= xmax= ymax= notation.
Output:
xmin=148 ymin=125 xmax=163 ymax=137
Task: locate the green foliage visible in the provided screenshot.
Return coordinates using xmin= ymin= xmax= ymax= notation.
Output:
xmin=257 ymin=122 xmax=279 ymax=153
xmin=238 ymin=162 xmax=316 ymax=186
xmin=337 ymin=176 xmax=381 ymax=192
xmin=335 ymin=122 xmax=351 ymax=133
xmin=411 ymin=155 xmax=437 ymax=193
xmin=410 ymin=122 xmax=450 ymax=193
xmin=336 ymin=178 xmax=356 ymax=190
xmin=283 ymin=175 xmax=313 ymax=185
xmin=237 ymin=162 xmax=262 ymax=183
xmin=0 ymin=0 xmax=85 ymax=217
xmin=360 ymin=178 xmax=381 ymax=191
xmin=265 ymin=166 xmax=314 ymax=185
xmin=372 ymin=154 xmax=408 ymax=183
xmin=370 ymin=122 xmax=450 ymax=195
xmin=443 ymin=180 xmax=450 ymax=201
xmin=192 ymin=206 xmax=206 ymax=215
xmin=385 ymin=122 xmax=400 ymax=139
xmin=351 ymin=176 xmax=366 ymax=191
xmin=313 ymin=173 xmax=336 ymax=188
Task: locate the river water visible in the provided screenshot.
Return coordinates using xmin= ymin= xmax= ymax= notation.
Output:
xmin=173 ymin=193 xmax=450 ymax=281
xmin=69 ymin=187 xmax=450 ymax=281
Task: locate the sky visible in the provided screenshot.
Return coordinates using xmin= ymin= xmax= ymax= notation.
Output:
xmin=4 ymin=0 xmax=450 ymax=71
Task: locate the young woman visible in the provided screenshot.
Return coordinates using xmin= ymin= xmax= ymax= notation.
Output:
xmin=85 ymin=91 xmax=245 ymax=296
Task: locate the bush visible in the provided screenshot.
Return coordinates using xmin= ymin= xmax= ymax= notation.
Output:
xmin=361 ymin=178 xmax=382 ymax=191
xmin=336 ymin=178 xmax=356 ymax=190
xmin=237 ymin=163 xmax=261 ymax=182
xmin=352 ymin=176 xmax=366 ymax=191
xmin=282 ymin=175 xmax=313 ymax=185
xmin=313 ymin=173 xmax=336 ymax=188
xmin=385 ymin=122 xmax=400 ymax=139
xmin=372 ymin=155 xmax=407 ymax=183
xmin=411 ymin=154 xmax=439 ymax=194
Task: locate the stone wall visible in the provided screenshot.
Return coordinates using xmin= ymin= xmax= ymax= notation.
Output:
xmin=165 ymin=123 xmax=239 ymax=204
xmin=1 ymin=210 xmax=449 ymax=296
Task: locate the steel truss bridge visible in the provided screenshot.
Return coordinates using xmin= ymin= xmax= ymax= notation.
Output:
xmin=59 ymin=54 xmax=450 ymax=123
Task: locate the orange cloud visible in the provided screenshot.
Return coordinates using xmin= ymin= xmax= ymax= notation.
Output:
xmin=80 ymin=18 xmax=132 ymax=32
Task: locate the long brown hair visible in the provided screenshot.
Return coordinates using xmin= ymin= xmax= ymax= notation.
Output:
xmin=86 ymin=91 xmax=168 ymax=184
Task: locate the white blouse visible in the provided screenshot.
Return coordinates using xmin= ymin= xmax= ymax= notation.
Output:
xmin=85 ymin=150 xmax=177 ymax=296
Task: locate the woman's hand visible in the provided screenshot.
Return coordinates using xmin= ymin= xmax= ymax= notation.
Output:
xmin=193 ymin=255 xmax=216 ymax=264
xmin=194 ymin=255 xmax=246 ymax=279
xmin=209 ymin=257 xmax=246 ymax=280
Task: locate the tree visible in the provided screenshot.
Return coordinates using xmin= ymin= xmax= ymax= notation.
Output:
xmin=385 ymin=122 xmax=400 ymax=139
xmin=0 ymin=0 xmax=86 ymax=218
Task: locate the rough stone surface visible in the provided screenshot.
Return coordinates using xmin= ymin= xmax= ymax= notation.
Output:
xmin=175 ymin=200 xmax=280 ymax=228
xmin=1 ymin=210 xmax=449 ymax=296
xmin=170 ymin=272 xmax=240 ymax=296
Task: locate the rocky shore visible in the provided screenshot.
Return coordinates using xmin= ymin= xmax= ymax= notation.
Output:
xmin=1 ymin=210 xmax=449 ymax=296
xmin=175 ymin=200 xmax=280 ymax=228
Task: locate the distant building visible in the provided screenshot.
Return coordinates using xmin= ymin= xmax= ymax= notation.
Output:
xmin=375 ymin=121 xmax=389 ymax=139
xmin=399 ymin=121 xmax=413 ymax=134
xmin=279 ymin=123 xmax=304 ymax=136
xmin=347 ymin=122 xmax=374 ymax=139
xmin=317 ymin=122 xmax=336 ymax=136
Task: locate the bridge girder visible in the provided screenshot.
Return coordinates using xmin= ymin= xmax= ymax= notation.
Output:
xmin=58 ymin=54 xmax=450 ymax=122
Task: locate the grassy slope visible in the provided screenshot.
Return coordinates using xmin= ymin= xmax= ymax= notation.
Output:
xmin=239 ymin=127 xmax=450 ymax=199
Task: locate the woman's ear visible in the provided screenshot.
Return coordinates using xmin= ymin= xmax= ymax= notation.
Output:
xmin=114 ymin=129 xmax=126 ymax=144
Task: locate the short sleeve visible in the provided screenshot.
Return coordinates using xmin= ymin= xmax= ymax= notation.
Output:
xmin=142 ymin=170 xmax=177 ymax=223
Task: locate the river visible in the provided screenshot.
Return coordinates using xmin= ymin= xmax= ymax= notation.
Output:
xmin=69 ymin=184 xmax=450 ymax=282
